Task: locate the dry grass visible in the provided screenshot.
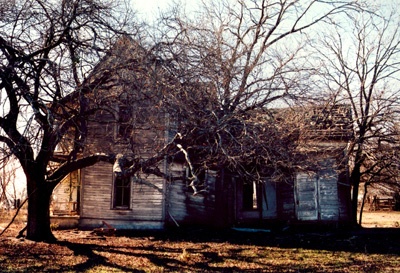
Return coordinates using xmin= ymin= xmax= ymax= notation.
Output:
xmin=1 ymin=209 xmax=399 ymax=272
xmin=359 ymin=211 xmax=400 ymax=228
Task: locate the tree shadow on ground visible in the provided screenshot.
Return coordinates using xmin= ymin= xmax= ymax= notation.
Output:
xmin=56 ymin=240 xmax=148 ymax=273
xmin=2 ymin=227 xmax=397 ymax=272
xmin=55 ymin=227 xmax=399 ymax=272
xmin=158 ymin=227 xmax=400 ymax=255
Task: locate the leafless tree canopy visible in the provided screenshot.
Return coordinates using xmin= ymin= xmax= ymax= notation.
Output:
xmin=0 ymin=0 xmax=137 ymax=169
xmin=0 ymin=0 xmax=137 ymax=241
xmin=312 ymin=5 xmax=400 ymax=223
xmin=148 ymin=0 xmax=360 ymax=179
xmin=2 ymin=0 xmax=398 ymax=240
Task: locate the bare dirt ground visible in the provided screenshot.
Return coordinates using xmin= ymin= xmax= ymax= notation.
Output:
xmin=1 ymin=211 xmax=399 ymax=272
xmin=359 ymin=210 xmax=400 ymax=228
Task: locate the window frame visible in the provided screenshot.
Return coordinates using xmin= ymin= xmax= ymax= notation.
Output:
xmin=117 ymin=105 xmax=133 ymax=140
xmin=112 ymin=174 xmax=132 ymax=210
xmin=242 ymin=181 xmax=260 ymax=211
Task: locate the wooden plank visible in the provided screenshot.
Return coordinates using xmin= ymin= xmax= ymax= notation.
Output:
xmin=80 ymin=160 xmax=165 ymax=223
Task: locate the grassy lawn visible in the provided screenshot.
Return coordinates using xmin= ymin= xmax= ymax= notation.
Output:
xmin=1 ymin=210 xmax=399 ymax=272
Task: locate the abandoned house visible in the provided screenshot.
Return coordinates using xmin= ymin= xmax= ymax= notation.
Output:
xmin=51 ymin=37 xmax=354 ymax=230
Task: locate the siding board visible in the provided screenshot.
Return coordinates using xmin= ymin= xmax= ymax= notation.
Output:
xmin=80 ymin=161 xmax=165 ymax=229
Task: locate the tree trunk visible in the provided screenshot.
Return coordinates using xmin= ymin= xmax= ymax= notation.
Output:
xmin=350 ymin=163 xmax=361 ymax=226
xmin=26 ymin=180 xmax=55 ymax=242
xmin=358 ymin=182 xmax=368 ymax=225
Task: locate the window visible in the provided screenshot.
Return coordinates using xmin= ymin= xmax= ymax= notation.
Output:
xmin=243 ymin=181 xmax=258 ymax=210
xmin=118 ymin=105 xmax=133 ymax=139
xmin=113 ymin=175 xmax=131 ymax=209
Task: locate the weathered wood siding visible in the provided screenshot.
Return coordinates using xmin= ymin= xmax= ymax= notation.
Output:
xmin=337 ymin=182 xmax=351 ymax=221
xmin=261 ymin=180 xmax=278 ymax=219
xmin=319 ymin=170 xmax=340 ymax=220
xmin=277 ymin=180 xmax=295 ymax=220
xmin=79 ymin=161 xmax=165 ymax=229
xmin=51 ymin=171 xmax=80 ymax=216
xmin=294 ymin=159 xmax=342 ymax=222
xmin=295 ymin=173 xmax=319 ymax=220
xmin=166 ymin=163 xmax=217 ymax=227
xmin=131 ymin=173 xmax=164 ymax=221
xmin=79 ymin=105 xmax=167 ymax=229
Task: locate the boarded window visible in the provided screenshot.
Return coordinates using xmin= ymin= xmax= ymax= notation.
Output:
xmin=295 ymin=170 xmax=339 ymax=221
xmin=113 ymin=176 xmax=131 ymax=209
xmin=295 ymin=173 xmax=318 ymax=220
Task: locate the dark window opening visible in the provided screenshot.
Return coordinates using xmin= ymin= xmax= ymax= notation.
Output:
xmin=118 ymin=106 xmax=133 ymax=139
xmin=113 ymin=176 xmax=131 ymax=209
xmin=243 ymin=181 xmax=258 ymax=210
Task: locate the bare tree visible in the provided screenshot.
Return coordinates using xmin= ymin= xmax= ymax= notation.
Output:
xmin=0 ymin=0 xmax=137 ymax=241
xmin=149 ymin=0 xmax=360 ymax=181
xmin=0 ymin=157 xmax=25 ymax=210
xmin=313 ymin=5 xmax=400 ymax=225
xmin=0 ymin=0 xmax=364 ymax=241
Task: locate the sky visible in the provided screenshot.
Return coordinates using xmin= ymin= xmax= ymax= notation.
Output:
xmin=131 ymin=0 xmax=400 ymax=22
xmin=3 ymin=0 xmax=400 ymax=206
xmin=131 ymin=0 xmax=197 ymax=21
xmin=132 ymin=0 xmax=176 ymax=19
xmin=1 ymin=0 xmax=196 ymax=207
